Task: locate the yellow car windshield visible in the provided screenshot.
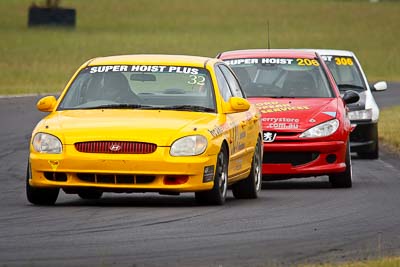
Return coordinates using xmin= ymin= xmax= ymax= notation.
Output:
xmin=58 ymin=65 xmax=216 ymax=112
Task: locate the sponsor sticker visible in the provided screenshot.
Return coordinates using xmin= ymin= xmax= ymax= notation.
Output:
xmin=225 ymin=58 xmax=294 ymax=66
xmin=255 ymin=101 xmax=310 ymax=114
xmin=48 ymin=160 xmax=59 ymax=171
xmin=263 ymin=117 xmax=299 ymax=129
xmin=89 ymin=65 xmax=199 ymax=75
xmin=224 ymin=58 xmax=319 ymax=66
xmin=208 ymin=126 xmax=224 ymax=137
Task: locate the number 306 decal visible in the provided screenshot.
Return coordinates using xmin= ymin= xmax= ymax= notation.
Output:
xmin=335 ymin=57 xmax=354 ymax=66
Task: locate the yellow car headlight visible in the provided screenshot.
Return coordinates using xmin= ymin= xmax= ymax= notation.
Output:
xmin=170 ymin=135 xmax=207 ymax=156
xmin=32 ymin=133 xmax=62 ymax=154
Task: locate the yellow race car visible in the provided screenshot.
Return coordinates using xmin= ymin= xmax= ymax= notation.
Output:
xmin=28 ymin=55 xmax=263 ymax=205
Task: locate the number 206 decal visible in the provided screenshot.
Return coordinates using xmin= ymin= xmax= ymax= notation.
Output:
xmin=296 ymin=58 xmax=319 ymax=66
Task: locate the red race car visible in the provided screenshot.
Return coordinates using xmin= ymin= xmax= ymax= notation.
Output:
xmin=218 ymin=49 xmax=359 ymax=187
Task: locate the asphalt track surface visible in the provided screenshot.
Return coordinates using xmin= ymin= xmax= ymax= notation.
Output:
xmin=0 ymin=83 xmax=399 ymax=266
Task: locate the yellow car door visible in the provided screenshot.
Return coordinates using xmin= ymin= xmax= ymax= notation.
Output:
xmin=214 ymin=64 xmax=254 ymax=180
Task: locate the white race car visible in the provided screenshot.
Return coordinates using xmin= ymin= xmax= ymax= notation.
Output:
xmin=312 ymin=49 xmax=387 ymax=159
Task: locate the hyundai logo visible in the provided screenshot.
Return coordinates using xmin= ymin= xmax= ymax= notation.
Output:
xmin=109 ymin=144 xmax=122 ymax=152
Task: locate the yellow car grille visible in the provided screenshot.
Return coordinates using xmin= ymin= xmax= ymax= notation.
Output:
xmin=75 ymin=141 xmax=157 ymax=154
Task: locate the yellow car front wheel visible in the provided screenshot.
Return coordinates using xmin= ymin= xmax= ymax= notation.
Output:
xmin=195 ymin=145 xmax=228 ymax=205
xmin=26 ymin=163 xmax=59 ymax=205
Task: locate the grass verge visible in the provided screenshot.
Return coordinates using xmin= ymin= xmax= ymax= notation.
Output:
xmin=301 ymin=256 xmax=400 ymax=267
xmin=378 ymin=105 xmax=400 ymax=153
xmin=1 ymin=0 xmax=400 ymax=94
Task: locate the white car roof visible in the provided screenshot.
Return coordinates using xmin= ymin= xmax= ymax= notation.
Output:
xmin=307 ymin=49 xmax=355 ymax=57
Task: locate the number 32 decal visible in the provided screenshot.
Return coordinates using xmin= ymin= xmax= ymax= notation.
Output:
xmin=188 ymin=75 xmax=205 ymax=85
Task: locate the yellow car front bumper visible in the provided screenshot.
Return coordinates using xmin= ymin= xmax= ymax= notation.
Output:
xmin=29 ymin=146 xmax=217 ymax=192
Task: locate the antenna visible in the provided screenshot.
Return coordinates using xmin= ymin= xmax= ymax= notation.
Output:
xmin=267 ymin=20 xmax=271 ymax=49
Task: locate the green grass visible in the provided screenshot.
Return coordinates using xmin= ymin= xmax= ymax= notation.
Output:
xmin=379 ymin=105 xmax=400 ymax=153
xmin=301 ymin=256 xmax=400 ymax=267
xmin=0 ymin=0 xmax=399 ymax=94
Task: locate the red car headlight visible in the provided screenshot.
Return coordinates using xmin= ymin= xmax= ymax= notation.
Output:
xmin=299 ymin=119 xmax=339 ymax=138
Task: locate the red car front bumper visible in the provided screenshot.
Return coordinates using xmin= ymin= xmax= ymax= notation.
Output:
xmin=262 ymin=140 xmax=347 ymax=179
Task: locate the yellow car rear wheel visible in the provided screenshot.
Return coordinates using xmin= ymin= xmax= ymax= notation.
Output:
xmin=232 ymin=137 xmax=262 ymax=199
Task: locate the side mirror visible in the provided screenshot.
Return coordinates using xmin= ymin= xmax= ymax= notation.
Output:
xmin=371 ymin=81 xmax=387 ymax=91
xmin=342 ymin=90 xmax=359 ymax=105
xmin=37 ymin=96 xmax=57 ymax=112
xmin=223 ymin=97 xmax=250 ymax=113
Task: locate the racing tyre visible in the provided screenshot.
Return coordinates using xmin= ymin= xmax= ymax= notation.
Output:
xmin=232 ymin=137 xmax=262 ymax=199
xmin=26 ymin=163 xmax=59 ymax=205
xmin=78 ymin=189 xmax=103 ymax=200
xmin=358 ymin=138 xmax=379 ymax=159
xmin=329 ymin=142 xmax=352 ymax=188
xmin=195 ymin=146 xmax=228 ymax=205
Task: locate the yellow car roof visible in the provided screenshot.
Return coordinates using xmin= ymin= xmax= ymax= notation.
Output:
xmin=88 ymin=54 xmax=220 ymax=68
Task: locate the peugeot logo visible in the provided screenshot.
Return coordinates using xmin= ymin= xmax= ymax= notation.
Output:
xmin=109 ymin=144 xmax=122 ymax=152
xmin=263 ymin=132 xmax=277 ymax=143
